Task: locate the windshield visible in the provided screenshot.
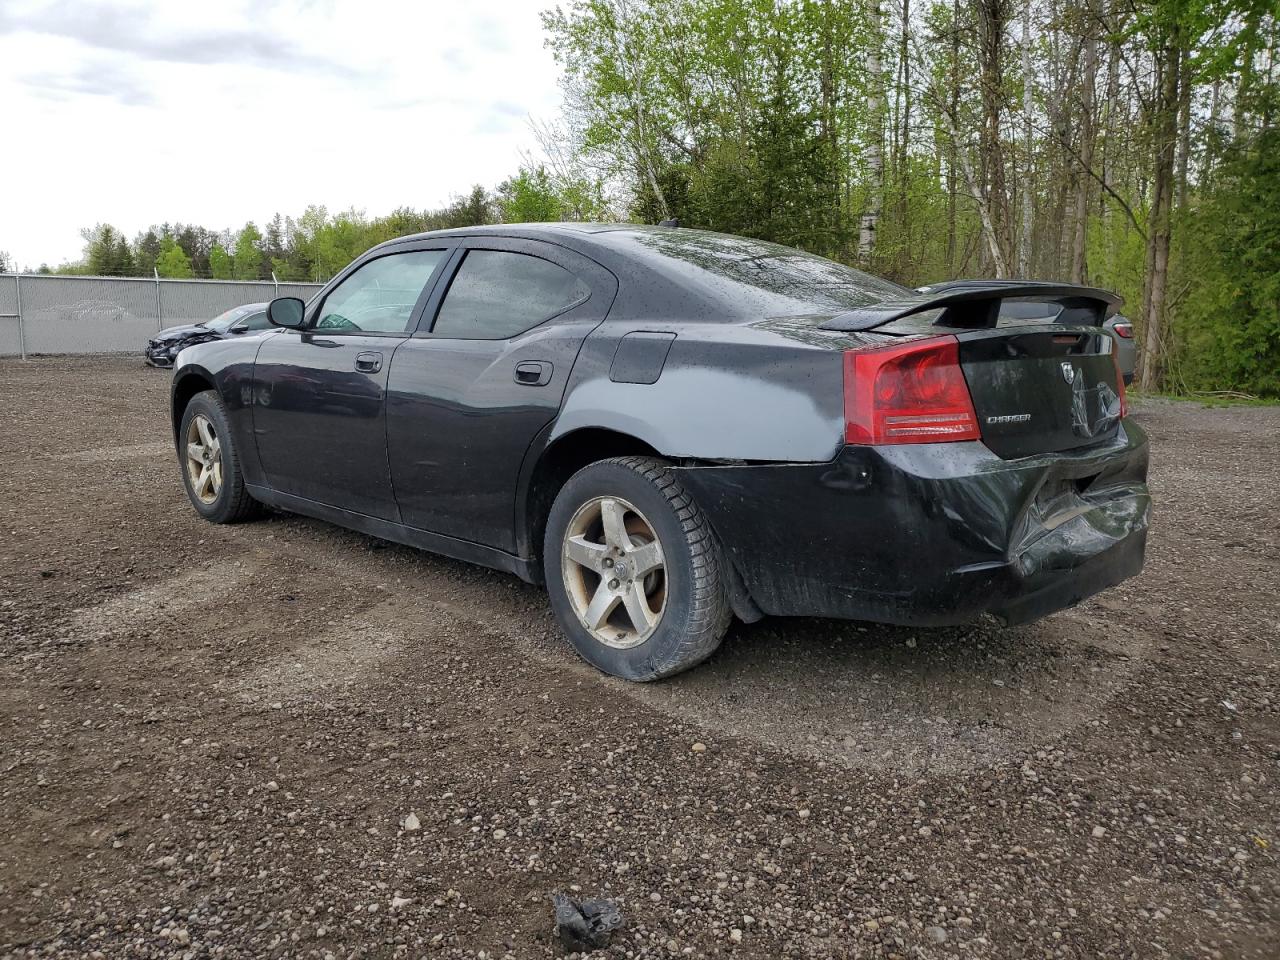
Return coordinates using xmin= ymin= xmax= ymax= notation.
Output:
xmin=204 ymin=304 xmax=260 ymax=332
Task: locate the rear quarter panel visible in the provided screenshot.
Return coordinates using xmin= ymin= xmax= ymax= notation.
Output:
xmin=553 ymin=319 xmax=853 ymax=462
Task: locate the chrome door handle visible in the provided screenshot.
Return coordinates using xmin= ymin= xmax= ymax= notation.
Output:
xmin=355 ymin=352 xmax=383 ymax=374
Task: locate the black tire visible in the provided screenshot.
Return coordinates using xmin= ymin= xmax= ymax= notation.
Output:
xmin=177 ymin=390 xmax=261 ymax=524
xmin=544 ymin=456 xmax=731 ymax=681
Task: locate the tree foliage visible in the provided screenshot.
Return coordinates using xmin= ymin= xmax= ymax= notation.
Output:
xmin=209 ymin=242 xmax=233 ymax=280
xmin=82 ymin=224 xmax=136 ymax=277
xmin=17 ymin=1 xmax=1277 ymax=395
xmin=232 ymin=223 xmax=264 ymax=281
xmin=543 ymin=0 xmax=1280 ymax=395
xmin=154 ymin=236 xmax=194 ymax=279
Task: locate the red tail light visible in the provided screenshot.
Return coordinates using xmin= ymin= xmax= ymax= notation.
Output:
xmin=1112 ymin=322 xmax=1134 ymax=339
xmin=843 ymin=335 xmax=981 ymax=444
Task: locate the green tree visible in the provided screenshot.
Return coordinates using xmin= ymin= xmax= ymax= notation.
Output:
xmin=232 ymin=223 xmax=264 ymax=280
xmin=498 ymin=166 xmax=566 ymax=222
xmin=442 ymin=186 xmax=493 ymax=228
xmin=133 ymin=228 xmax=162 ymax=276
xmin=1174 ymin=118 xmax=1280 ymax=396
xmin=155 ymin=237 xmax=195 ymax=278
xmin=209 ymin=242 xmax=234 ymax=280
xmin=82 ymin=224 xmax=136 ymax=276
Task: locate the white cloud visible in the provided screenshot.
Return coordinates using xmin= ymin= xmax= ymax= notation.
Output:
xmin=0 ymin=0 xmax=564 ymax=268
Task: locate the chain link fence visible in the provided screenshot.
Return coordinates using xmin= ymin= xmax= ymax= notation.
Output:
xmin=0 ymin=274 xmax=324 ymax=357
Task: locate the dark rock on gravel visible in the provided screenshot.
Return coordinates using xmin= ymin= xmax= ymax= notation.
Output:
xmin=551 ymin=893 xmax=624 ymax=952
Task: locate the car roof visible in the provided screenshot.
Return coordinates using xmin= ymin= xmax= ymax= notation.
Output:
xmin=373 ymin=223 xmax=910 ymax=322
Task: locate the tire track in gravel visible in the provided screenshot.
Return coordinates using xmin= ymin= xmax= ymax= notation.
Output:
xmin=66 ymin=560 xmax=263 ymax=644
xmin=170 ymin=526 xmax=1165 ymax=776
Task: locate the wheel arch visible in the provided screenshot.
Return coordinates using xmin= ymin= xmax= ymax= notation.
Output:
xmin=517 ymin=426 xmax=663 ymax=583
xmin=171 ymin=367 xmax=217 ymax=442
xmin=515 ymin=426 xmax=763 ymax=624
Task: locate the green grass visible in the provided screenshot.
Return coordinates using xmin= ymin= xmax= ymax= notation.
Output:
xmin=1129 ymin=389 xmax=1280 ymax=408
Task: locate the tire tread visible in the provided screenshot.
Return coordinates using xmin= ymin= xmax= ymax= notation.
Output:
xmin=591 ymin=455 xmax=732 ymax=679
xmin=182 ymin=390 xmax=261 ymax=524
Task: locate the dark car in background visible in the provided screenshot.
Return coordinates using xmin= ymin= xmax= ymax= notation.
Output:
xmin=168 ymin=225 xmax=1150 ymax=681
xmin=145 ymin=302 xmax=271 ymax=368
xmin=1104 ymin=315 xmax=1136 ymax=384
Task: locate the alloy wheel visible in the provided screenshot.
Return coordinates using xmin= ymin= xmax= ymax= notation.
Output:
xmin=185 ymin=413 xmax=223 ymax=505
xmin=561 ymin=496 xmax=667 ymax=649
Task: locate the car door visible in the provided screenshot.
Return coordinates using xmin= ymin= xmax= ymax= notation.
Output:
xmin=252 ymin=246 xmax=452 ymax=520
xmin=386 ymin=237 xmax=617 ymax=551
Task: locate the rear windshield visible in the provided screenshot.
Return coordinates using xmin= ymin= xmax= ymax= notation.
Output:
xmin=628 ymin=229 xmax=910 ymax=316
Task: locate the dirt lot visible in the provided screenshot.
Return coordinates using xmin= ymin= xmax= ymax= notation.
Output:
xmin=0 ymin=356 xmax=1277 ymax=960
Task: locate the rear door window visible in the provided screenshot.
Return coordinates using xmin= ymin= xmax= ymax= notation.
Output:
xmin=431 ymin=250 xmax=590 ymax=340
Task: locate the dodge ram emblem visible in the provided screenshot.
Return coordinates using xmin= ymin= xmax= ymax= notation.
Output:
xmin=1060 ymin=362 xmax=1077 ymax=385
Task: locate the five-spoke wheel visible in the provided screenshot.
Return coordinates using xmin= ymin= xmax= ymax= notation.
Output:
xmin=185 ymin=413 xmax=223 ymax=505
xmin=561 ymin=495 xmax=667 ymax=648
xmin=545 ymin=457 xmax=731 ymax=681
xmin=178 ymin=389 xmax=260 ymax=524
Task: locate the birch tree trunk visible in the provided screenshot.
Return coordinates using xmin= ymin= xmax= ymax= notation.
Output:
xmin=1175 ymin=57 xmax=1193 ymax=211
xmin=946 ymin=0 xmax=960 ymax=273
xmin=938 ymin=104 xmax=1011 ymax=276
xmin=1018 ymin=0 xmax=1034 ymax=276
xmin=859 ymin=0 xmax=884 ymax=261
xmin=613 ymin=0 xmax=670 ymax=220
xmin=1140 ymin=39 xmax=1182 ymax=390
xmin=977 ymin=0 xmax=1014 ymax=275
xmin=1069 ymin=9 xmax=1097 ymax=284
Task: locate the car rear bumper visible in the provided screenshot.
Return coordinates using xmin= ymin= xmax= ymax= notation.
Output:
xmin=673 ymin=422 xmax=1150 ymax=627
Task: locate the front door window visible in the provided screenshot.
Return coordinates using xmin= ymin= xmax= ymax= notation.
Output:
xmin=315 ymin=251 xmax=446 ymax=335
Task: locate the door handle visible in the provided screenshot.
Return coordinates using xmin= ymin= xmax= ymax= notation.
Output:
xmin=514 ymin=360 xmax=553 ymax=386
xmin=355 ymin=351 xmax=383 ymax=374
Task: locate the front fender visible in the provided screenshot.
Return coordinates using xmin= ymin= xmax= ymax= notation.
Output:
xmin=170 ymin=337 xmax=266 ymax=484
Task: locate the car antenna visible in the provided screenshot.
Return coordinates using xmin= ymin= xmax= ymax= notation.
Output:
xmin=659 ymin=218 xmax=680 ymax=228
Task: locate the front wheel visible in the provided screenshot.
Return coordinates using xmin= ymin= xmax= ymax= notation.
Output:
xmin=178 ymin=390 xmax=261 ymax=524
xmin=544 ymin=457 xmax=731 ymax=681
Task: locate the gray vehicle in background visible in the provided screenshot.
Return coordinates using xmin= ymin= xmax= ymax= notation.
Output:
xmin=145 ymin=302 xmax=272 ymax=368
xmin=1103 ymin=315 xmax=1136 ymax=384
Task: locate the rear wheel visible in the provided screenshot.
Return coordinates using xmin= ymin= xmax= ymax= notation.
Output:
xmin=544 ymin=457 xmax=731 ymax=681
xmin=178 ymin=390 xmax=261 ymax=524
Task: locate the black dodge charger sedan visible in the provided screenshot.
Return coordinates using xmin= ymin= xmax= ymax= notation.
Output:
xmin=169 ymin=224 xmax=1150 ymax=680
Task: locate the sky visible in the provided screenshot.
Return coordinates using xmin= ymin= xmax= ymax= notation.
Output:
xmin=0 ymin=0 xmax=566 ymax=269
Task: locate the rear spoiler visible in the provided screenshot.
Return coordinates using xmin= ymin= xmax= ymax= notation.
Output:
xmin=819 ymin=280 xmax=1122 ymax=332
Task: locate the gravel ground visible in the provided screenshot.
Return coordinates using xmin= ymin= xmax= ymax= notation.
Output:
xmin=1 ymin=355 xmax=1277 ymax=960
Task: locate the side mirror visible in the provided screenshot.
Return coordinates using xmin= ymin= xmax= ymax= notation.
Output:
xmin=267 ymin=297 xmax=305 ymax=329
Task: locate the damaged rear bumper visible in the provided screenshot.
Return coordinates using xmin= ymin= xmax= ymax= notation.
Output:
xmin=673 ymin=423 xmax=1150 ymax=627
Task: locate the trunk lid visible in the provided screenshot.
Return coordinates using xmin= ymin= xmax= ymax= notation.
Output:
xmin=955 ymin=326 xmax=1125 ymax=458
xmin=816 ymin=282 xmax=1127 ymax=460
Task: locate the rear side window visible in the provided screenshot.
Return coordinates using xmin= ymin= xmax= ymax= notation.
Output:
xmin=432 ymin=250 xmax=589 ymax=340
